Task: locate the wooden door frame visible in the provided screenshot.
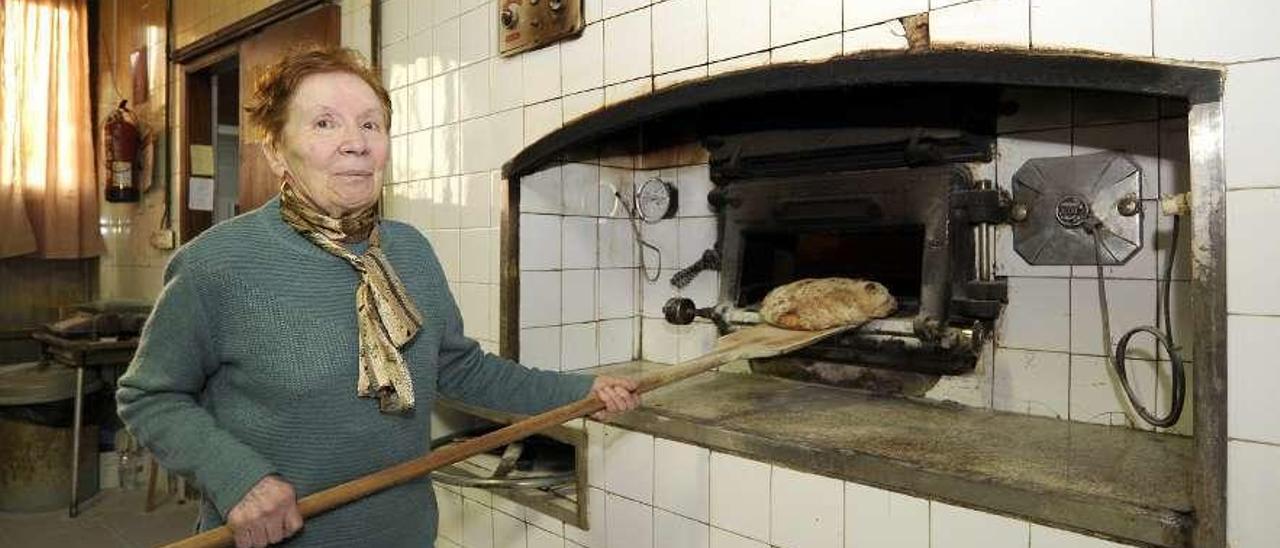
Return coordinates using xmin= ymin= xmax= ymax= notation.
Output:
xmin=175 ymin=45 xmax=238 ymax=243
xmin=172 ymin=0 xmax=334 ymax=64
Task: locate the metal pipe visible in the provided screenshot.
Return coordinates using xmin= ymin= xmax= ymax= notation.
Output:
xmin=69 ymin=368 xmax=84 ymax=518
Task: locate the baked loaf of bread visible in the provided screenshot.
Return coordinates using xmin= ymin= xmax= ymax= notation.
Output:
xmin=760 ymin=278 xmax=897 ymax=331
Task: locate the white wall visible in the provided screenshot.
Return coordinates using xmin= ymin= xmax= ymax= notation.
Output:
xmin=378 ymin=0 xmax=1280 ymax=546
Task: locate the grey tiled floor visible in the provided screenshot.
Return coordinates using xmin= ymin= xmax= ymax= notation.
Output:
xmin=0 ymin=488 xmax=199 ymax=547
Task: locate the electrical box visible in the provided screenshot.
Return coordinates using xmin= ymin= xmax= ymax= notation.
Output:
xmin=498 ymin=0 xmax=585 ymax=57
xmin=1010 ymin=152 xmax=1143 ymax=266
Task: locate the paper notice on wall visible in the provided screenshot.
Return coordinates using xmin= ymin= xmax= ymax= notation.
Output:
xmin=189 ymin=177 xmax=215 ymax=211
xmin=190 ymin=145 xmax=215 ymax=177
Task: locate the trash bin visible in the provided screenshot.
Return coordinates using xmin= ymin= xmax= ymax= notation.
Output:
xmin=0 ymin=361 xmax=103 ymax=512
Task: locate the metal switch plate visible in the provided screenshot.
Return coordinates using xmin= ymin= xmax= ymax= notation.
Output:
xmin=499 ymin=0 xmax=585 ymax=57
xmin=1011 ymin=152 xmax=1143 ymax=266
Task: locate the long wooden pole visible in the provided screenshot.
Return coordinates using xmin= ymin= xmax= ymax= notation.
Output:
xmin=162 ymin=324 xmax=850 ymax=548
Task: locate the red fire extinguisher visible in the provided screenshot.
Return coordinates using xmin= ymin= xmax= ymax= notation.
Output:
xmin=104 ymin=100 xmax=141 ymax=202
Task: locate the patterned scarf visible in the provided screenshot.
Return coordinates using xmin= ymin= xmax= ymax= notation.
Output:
xmin=279 ymin=181 xmax=423 ymax=413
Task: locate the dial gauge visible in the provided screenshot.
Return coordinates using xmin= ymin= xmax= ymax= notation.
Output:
xmin=634 ymin=177 xmax=678 ymax=223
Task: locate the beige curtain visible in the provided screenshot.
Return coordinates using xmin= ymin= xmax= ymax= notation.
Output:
xmin=0 ymin=0 xmax=104 ymax=259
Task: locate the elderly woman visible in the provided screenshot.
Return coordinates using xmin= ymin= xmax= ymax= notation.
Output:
xmin=117 ymin=47 xmax=639 ymax=548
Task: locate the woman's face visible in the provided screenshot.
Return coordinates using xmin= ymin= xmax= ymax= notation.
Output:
xmin=264 ymin=71 xmax=389 ymax=217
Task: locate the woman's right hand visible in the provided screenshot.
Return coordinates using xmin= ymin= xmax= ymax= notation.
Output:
xmin=226 ymin=475 xmax=303 ymax=547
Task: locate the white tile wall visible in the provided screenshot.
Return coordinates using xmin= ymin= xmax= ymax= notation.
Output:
xmin=598 ymin=268 xmax=637 ymax=319
xmin=1069 ymin=355 xmax=1157 ymax=429
xmin=526 ymin=99 xmax=565 ymax=145
xmin=524 ymin=45 xmax=564 ymax=105
xmin=1070 ymin=278 xmax=1157 ymax=359
xmin=842 ymin=21 xmax=910 ymax=54
xmin=521 ymin=214 xmax=563 ymax=270
xmin=494 ymin=509 xmax=527 ymax=548
xmin=459 ymin=4 xmax=492 ymax=66
xmin=604 ymin=8 xmax=653 ymax=85
xmin=653 ymin=0 xmax=709 ymax=73
xmin=707 ymin=0 xmax=770 ymax=62
xmin=460 ymin=283 xmax=492 ymax=340
xmin=676 ymin=322 xmax=719 ymax=362
xmin=1228 ymin=440 xmax=1280 ymax=547
xmin=562 ymin=322 xmax=600 ymax=371
xmin=709 ymin=452 xmax=771 ymax=543
xmin=565 ymin=487 xmax=606 ymax=546
xmin=708 ymin=51 xmax=770 ymax=77
xmin=771 ymin=0 xmax=841 ymax=48
xmin=654 ymin=438 xmax=710 ymax=521
xmin=437 ymin=485 xmax=465 ymax=543
xmin=996 ymin=278 xmax=1070 ymax=352
xmin=563 ymin=217 xmax=600 ymax=270
xmin=1228 ymin=315 xmax=1280 ymax=445
xmin=1153 ymin=0 xmax=1280 ymax=63
xmin=993 ymin=348 xmax=1069 ymax=418
xmin=931 ymin=502 xmax=1029 ymax=548
xmin=771 ymin=467 xmax=843 ymax=548
xmin=1223 ymin=60 xmax=1280 ymax=190
xmin=844 ymin=482 xmax=929 ymax=548
xmin=604 ymin=426 xmax=655 ymax=504
xmin=520 ymin=270 xmax=562 ymax=328
xmin=772 ymin=34 xmax=844 ymax=64
xmin=656 ymin=65 xmax=710 ymax=89
xmin=563 ymin=23 xmax=606 ymax=95
xmin=563 ymin=269 xmax=598 ymax=323
xmin=598 ymin=318 xmax=637 ymax=364
xmin=929 ymin=0 xmax=1030 ymax=49
xmin=1029 ymin=524 xmax=1130 ymax=548
xmin=709 ymin=528 xmax=768 ymax=548
xmin=529 ymin=521 xmax=565 ymax=548
xmin=1226 ymin=189 xmax=1280 ymax=315
xmin=655 ymin=509 xmax=710 ymax=548
xmin=521 ymin=326 xmax=562 ymax=370
xmin=603 ymin=0 xmax=649 ymax=19
xmin=1029 ymin=0 xmax=1152 ymax=56
xmin=464 ymin=498 xmax=495 ymax=548
xmin=605 ymin=78 xmax=655 ymax=105
xmin=845 ymin=0 xmax=927 ymax=29
xmin=676 ymin=165 xmax=715 ymax=218
xmin=606 ymin=493 xmax=654 ymax=548
xmin=640 ymin=317 xmax=679 ymax=364
xmin=564 ymin=164 xmax=603 ymax=216
xmin=491 ymin=54 xmax=525 ymax=112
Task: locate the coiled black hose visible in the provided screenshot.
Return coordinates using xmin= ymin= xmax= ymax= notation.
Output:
xmin=1086 ymin=215 xmax=1185 ymax=428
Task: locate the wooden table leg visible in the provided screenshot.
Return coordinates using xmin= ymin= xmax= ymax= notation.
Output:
xmin=146 ymin=454 xmax=160 ymax=512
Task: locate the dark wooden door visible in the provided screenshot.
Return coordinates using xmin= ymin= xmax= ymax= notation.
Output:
xmin=237 ymin=4 xmax=341 ymax=213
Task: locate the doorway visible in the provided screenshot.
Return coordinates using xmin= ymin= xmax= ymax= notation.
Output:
xmin=175 ymin=3 xmax=340 ymax=242
xmin=183 ymin=55 xmax=240 ymax=237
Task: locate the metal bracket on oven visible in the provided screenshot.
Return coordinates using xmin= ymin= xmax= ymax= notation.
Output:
xmin=951 ymin=186 xmax=1011 ymax=225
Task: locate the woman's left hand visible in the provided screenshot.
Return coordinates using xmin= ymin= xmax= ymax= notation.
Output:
xmin=589 ymin=376 xmax=641 ymax=420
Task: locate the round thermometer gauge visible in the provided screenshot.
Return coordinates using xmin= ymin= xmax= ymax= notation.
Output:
xmin=634 ymin=177 xmax=678 ymax=223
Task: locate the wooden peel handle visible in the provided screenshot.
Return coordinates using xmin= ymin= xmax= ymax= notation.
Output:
xmin=162 ymin=350 xmax=734 ymax=548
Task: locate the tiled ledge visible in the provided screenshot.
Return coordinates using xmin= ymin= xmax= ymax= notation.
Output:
xmin=589 ymin=360 xmax=1192 ymax=548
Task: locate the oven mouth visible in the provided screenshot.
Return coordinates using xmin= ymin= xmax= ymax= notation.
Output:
xmin=736 ymin=225 xmax=926 ymax=314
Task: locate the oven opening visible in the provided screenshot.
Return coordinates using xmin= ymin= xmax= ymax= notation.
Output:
xmin=737 ymin=226 xmax=925 ymax=314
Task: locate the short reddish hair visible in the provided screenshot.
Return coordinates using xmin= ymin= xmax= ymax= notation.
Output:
xmin=244 ymin=45 xmax=391 ymax=144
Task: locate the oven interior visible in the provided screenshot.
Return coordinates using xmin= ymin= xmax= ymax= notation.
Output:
xmin=737 ymin=226 xmax=926 ymax=315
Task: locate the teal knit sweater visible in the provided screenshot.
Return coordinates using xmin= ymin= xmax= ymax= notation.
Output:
xmin=116 ymin=197 xmax=593 ymax=547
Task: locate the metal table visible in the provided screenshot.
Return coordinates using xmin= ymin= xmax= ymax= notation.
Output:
xmin=32 ymin=330 xmax=138 ymax=517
